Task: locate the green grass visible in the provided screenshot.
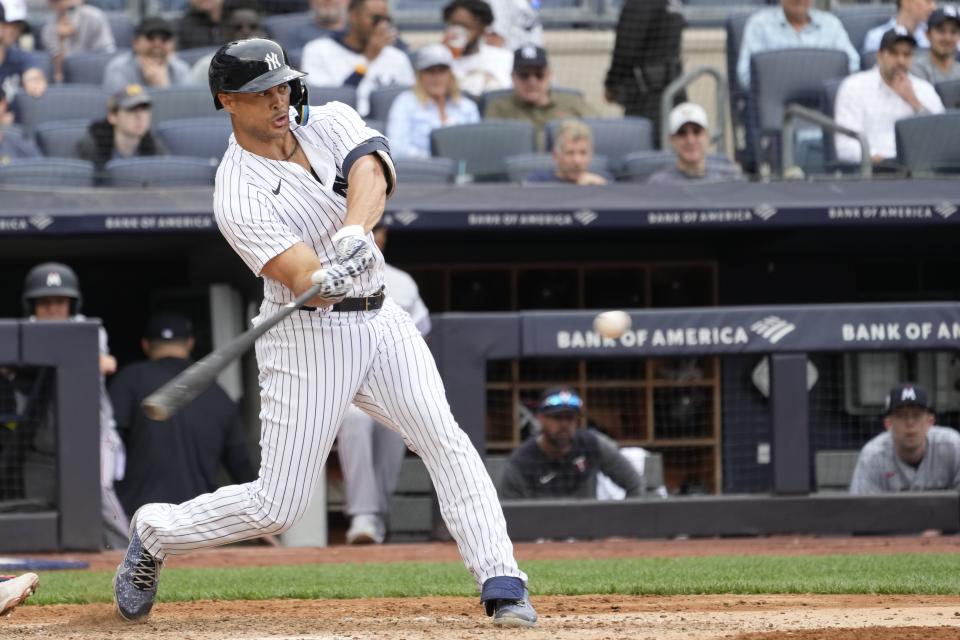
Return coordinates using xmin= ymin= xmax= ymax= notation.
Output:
xmin=28 ymin=553 xmax=960 ymax=606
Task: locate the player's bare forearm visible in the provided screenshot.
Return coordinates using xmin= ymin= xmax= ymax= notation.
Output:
xmin=262 ymin=242 xmax=338 ymax=307
xmin=344 ymin=155 xmax=388 ymax=232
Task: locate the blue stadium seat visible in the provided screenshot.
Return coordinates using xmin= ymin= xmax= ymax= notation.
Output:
xmin=543 ymin=117 xmax=654 ymax=174
xmin=103 ymin=156 xmax=218 ymax=187
xmin=34 ymin=119 xmax=92 ymax=159
xmin=12 ymin=85 xmax=110 ymax=134
xmin=860 ymin=49 xmax=877 ymax=71
xmin=31 ymin=51 xmax=54 ymax=83
xmin=392 ymin=0 xmax=446 ymax=28
xmin=263 ymin=12 xmax=328 ymax=52
xmin=287 ymin=47 xmax=303 ymax=70
xmin=537 ymin=0 xmax=597 ymax=28
xmin=504 ymin=152 xmax=610 ymax=183
xmin=86 ymin=0 xmax=127 ymax=11
xmin=106 ymin=12 xmax=136 ymax=49
xmin=479 ymin=86 xmax=584 ymax=116
xmin=619 ymin=150 xmax=676 ymax=183
xmin=394 ymin=157 xmax=458 ymax=184
xmin=177 ymin=46 xmax=218 ymax=67
xmin=62 ymin=50 xmax=119 ymax=84
xmin=311 ymin=85 xmax=358 ymax=109
xmin=154 ymin=117 xmax=233 ymax=161
xmin=430 ymin=120 xmax=536 ymax=182
xmin=935 ymin=79 xmax=960 ymax=109
xmin=725 ymin=9 xmax=758 ymax=170
xmin=895 ymin=112 xmax=960 ymax=177
xmin=368 ymin=85 xmax=411 ymax=121
xmin=833 ymin=4 xmax=894 ymax=55
xmin=149 ymin=86 xmax=221 ymax=123
xmin=0 ymin=158 xmax=95 ymax=187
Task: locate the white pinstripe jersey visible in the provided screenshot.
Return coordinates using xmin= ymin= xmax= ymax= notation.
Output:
xmin=214 ymin=101 xmax=391 ymax=304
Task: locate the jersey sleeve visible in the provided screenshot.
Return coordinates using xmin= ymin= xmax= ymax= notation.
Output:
xmin=313 ymin=101 xmax=397 ymax=196
xmin=214 ymin=172 xmax=302 ymax=276
xmin=848 ymin=447 xmax=883 ymax=494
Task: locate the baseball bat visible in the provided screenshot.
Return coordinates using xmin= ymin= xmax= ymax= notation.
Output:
xmin=141 ymin=278 xmax=326 ymax=421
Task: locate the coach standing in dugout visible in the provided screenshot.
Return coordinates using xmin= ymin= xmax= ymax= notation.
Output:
xmin=603 ymin=0 xmax=685 ymax=145
xmin=108 ymin=311 xmax=256 ymax=517
xmin=850 ymin=383 xmax=960 ymax=494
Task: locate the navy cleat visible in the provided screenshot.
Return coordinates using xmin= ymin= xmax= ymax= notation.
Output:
xmin=481 ymin=576 xmax=538 ymax=628
xmin=113 ymin=525 xmax=161 ymax=622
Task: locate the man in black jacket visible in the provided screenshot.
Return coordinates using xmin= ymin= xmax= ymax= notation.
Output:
xmin=604 ymin=0 xmax=685 ymax=145
xmin=75 ymin=84 xmax=166 ymax=173
xmin=108 ymin=311 xmax=256 ymax=517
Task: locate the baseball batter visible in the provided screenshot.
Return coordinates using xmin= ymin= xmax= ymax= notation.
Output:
xmin=113 ymin=38 xmax=536 ymax=628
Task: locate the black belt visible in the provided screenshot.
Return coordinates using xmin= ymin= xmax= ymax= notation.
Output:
xmin=299 ymin=288 xmax=385 ymax=313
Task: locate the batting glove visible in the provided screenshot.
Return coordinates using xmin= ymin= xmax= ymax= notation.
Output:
xmin=311 ymin=263 xmax=352 ymax=299
xmin=332 ymin=225 xmax=374 ymax=276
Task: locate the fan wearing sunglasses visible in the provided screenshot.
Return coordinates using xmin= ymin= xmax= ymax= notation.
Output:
xmin=104 ymin=16 xmax=193 ymax=93
xmin=190 ymin=0 xmax=266 ymax=84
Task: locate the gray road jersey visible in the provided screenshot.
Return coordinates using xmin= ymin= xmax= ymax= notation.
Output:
xmin=849 ymin=426 xmax=960 ymax=493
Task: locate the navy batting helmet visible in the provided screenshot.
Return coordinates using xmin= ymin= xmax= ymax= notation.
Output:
xmin=22 ymin=262 xmax=82 ymax=315
xmin=208 ymin=38 xmax=309 ymax=124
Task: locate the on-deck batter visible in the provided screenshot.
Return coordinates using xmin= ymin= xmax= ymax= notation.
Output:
xmin=112 ymin=37 xmax=537 ymax=628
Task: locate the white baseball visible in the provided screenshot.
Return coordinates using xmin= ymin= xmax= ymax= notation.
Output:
xmin=593 ymin=310 xmax=632 ymax=339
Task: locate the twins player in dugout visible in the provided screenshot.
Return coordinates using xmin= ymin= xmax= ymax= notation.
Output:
xmin=113 ymin=38 xmax=537 ymax=628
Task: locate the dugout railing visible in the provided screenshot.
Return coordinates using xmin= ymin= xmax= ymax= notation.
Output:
xmin=428 ymin=303 xmax=960 ymax=541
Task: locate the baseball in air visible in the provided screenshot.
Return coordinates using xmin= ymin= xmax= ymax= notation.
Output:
xmin=593 ymin=310 xmax=632 ymax=339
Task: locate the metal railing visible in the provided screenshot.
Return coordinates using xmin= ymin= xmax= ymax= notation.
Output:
xmin=660 ymin=65 xmax=728 ymax=152
xmin=781 ymin=104 xmax=872 ymax=179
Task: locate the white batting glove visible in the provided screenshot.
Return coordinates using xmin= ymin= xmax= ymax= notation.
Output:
xmin=332 ymin=225 xmax=374 ymax=276
xmin=310 ymin=264 xmax=352 ymax=299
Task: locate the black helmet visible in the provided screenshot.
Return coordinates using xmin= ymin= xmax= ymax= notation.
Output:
xmin=22 ymin=262 xmax=82 ymax=315
xmin=209 ymin=38 xmax=310 ymax=124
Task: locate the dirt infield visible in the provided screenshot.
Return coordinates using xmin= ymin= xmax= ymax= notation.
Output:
xmin=6 ymin=535 xmax=960 ymax=640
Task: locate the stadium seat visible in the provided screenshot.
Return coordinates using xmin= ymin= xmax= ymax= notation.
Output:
xmin=392 ymin=0 xmax=447 ymax=28
xmin=504 ymin=152 xmax=610 ymax=183
xmin=544 ymin=117 xmax=654 ymax=174
xmin=368 ymin=85 xmax=411 ymax=121
xmin=537 ymin=0 xmax=597 ymax=28
xmin=62 ymin=50 xmax=119 ymax=84
xmin=287 ymin=47 xmax=302 ymax=70
xmin=935 ymin=79 xmax=960 ymax=109
xmin=34 ymin=119 xmax=92 ymax=159
xmin=106 ymin=12 xmax=136 ymax=49
xmin=430 ymin=120 xmax=536 ymax=181
xmin=394 ymin=157 xmax=458 ymax=184
xmin=725 ymin=9 xmax=759 ymax=170
xmin=150 ymin=86 xmax=221 ymax=123
xmin=0 ymin=158 xmax=95 ymax=187
xmin=895 ymin=112 xmax=960 ymax=176
xmin=31 ymin=51 xmax=54 ymax=82
xmin=311 ymin=85 xmax=358 ymax=108
xmin=833 ymin=4 xmax=895 ymax=56
xmin=750 ymin=48 xmax=849 ymax=174
xmin=478 ymin=86 xmax=584 ymax=116
xmin=177 ymin=46 xmax=218 ymax=67
xmin=263 ymin=12 xmax=323 ymax=52
xmin=818 ymin=77 xmax=861 ymax=175
xmin=12 ymin=85 xmax=110 ymax=134
xmin=154 ymin=117 xmax=233 ymax=161
xmin=86 ymin=0 xmax=127 ymax=11
xmin=619 ymin=150 xmax=676 ymax=183
xmin=103 ymin=156 xmax=218 ymax=187
xmin=860 ymin=49 xmax=877 ymax=71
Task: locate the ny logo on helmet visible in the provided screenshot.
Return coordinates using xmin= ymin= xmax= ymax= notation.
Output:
xmin=46 ymin=272 xmax=62 ymax=287
xmin=264 ymin=52 xmax=281 ymax=71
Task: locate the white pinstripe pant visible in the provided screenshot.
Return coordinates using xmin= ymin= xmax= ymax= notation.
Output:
xmin=136 ymin=298 xmax=526 ymax=587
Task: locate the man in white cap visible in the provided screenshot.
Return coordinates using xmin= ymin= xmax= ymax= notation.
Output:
xmin=647 ymin=102 xmax=744 ymax=184
xmin=0 ymin=0 xmax=48 ymax=99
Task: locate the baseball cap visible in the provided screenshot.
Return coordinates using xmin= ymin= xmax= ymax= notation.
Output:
xmin=929 ymin=5 xmax=960 ymax=30
xmin=144 ymin=311 xmax=193 ymax=341
xmin=513 ymin=44 xmax=548 ymax=72
xmin=108 ymin=84 xmax=152 ymax=111
xmin=537 ymin=387 xmax=583 ymax=414
xmin=879 ymin=25 xmax=918 ymax=51
xmin=136 ymin=15 xmax=174 ymax=37
xmin=0 ymin=0 xmax=27 ymax=23
xmin=415 ymin=43 xmax=454 ymax=71
xmin=668 ymin=102 xmax=709 ymax=135
xmin=884 ymin=383 xmax=933 ymax=416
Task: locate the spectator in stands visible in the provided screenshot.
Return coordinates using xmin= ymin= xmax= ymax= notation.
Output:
xmin=499 ymin=387 xmax=643 ymax=499
xmin=41 ymin=0 xmax=116 ymax=84
xmin=442 ymin=0 xmax=512 ymax=96
xmin=76 ymin=84 xmax=167 ymax=171
xmin=0 ymin=0 xmax=47 ymax=99
xmin=109 ymin=311 xmax=256 ymax=517
xmin=190 ymin=0 xmax=265 ymax=84
xmin=0 ymin=0 xmax=28 ymax=48
xmin=604 ymin=0 xmax=685 ymax=142
xmin=484 ymin=45 xmax=595 ymax=151
xmin=524 ymin=119 xmax=610 ymax=185
xmin=0 ymin=87 xmax=40 ymax=161
xmin=863 ymin=0 xmax=934 ymax=54
xmin=850 ymin=383 xmax=960 ymax=493
xmin=300 ymin=0 xmax=414 ymax=116
xmin=736 ymin=0 xmax=859 ymax=90
xmin=268 ymin=0 xmax=346 ymax=51
xmin=386 ymin=43 xmax=478 ymax=158
xmin=485 ymin=0 xmax=542 ymax=51
xmin=178 ymin=0 xmax=223 ymax=50
xmin=103 ymin=16 xmax=193 ymax=93
xmin=647 ymin=102 xmax=744 ymax=184
xmin=911 ymin=6 xmax=960 ymax=83
xmin=835 ymin=27 xmax=944 ymax=166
